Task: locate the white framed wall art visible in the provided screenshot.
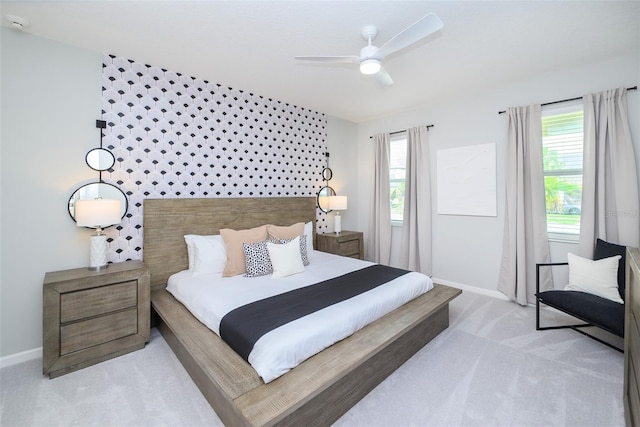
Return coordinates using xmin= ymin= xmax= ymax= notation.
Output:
xmin=436 ymin=142 xmax=497 ymax=217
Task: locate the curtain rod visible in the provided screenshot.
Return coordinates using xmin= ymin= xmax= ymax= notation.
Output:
xmin=369 ymin=124 xmax=434 ymax=139
xmin=498 ymin=86 xmax=637 ymax=115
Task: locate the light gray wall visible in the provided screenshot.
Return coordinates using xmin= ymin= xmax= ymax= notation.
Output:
xmin=1 ymin=28 xmax=103 ymax=360
xmin=355 ymin=52 xmax=640 ymax=293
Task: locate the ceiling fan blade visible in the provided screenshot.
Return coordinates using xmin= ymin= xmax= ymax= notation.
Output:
xmin=294 ymin=56 xmax=359 ymax=63
xmin=375 ymin=67 xmax=394 ymax=87
xmin=377 ymin=13 xmax=443 ymax=58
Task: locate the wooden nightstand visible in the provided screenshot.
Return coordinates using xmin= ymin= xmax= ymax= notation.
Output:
xmin=316 ymin=230 xmax=364 ymax=259
xmin=43 ymin=260 xmax=150 ymax=378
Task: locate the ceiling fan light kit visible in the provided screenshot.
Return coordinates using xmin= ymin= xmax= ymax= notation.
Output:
xmin=360 ymin=59 xmax=381 ymax=75
xmin=294 ymin=13 xmax=443 ymax=86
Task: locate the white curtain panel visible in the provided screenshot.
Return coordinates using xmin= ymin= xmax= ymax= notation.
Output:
xmin=497 ymin=105 xmax=553 ymax=305
xmin=368 ymin=133 xmax=392 ymax=264
xmin=400 ymin=126 xmax=432 ymax=274
xmin=579 ymin=87 xmax=640 ymax=257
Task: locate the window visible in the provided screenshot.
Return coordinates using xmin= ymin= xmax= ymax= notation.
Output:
xmin=389 ymin=134 xmax=407 ymax=223
xmin=542 ymin=104 xmax=584 ymax=238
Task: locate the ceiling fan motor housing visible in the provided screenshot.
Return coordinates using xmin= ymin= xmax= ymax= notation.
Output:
xmin=360 ymin=45 xmax=380 ymax=60
xmin=360 ymin=25 xmax=379 ymax=42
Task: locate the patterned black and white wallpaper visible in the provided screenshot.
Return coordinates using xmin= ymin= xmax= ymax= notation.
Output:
xmin=100 ymin=54 xmax=328 ymax=262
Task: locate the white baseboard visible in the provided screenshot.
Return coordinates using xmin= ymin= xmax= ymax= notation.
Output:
xmin=432 ymin=277 xmax=510 ymax=301
xmin=0 ymin=347 xmax=41 ymax=369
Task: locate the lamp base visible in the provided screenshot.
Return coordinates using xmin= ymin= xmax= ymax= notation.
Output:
xmin=334 ymin=212 xmax=342 ymax=235
xmin=88 ymin=234 xmax=108 ymax=271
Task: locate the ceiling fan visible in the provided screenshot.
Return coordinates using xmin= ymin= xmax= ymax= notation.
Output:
xmin=294 ymin=13 xmax=443 ymax=86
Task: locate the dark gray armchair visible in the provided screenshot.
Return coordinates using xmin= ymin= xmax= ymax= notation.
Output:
xmin=535 ymin=239 xmax=626 ymax=351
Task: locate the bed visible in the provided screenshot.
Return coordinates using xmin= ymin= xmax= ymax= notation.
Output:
xmin=144 ymin=197 xmax=461 ymax=426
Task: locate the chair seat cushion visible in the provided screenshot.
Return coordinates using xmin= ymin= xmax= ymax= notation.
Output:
xmin=536 ymin=290 xmax=624 ymax=337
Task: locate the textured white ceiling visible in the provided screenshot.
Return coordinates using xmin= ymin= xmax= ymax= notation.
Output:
xmin=2 ymin=1 xmax=638 ymax=123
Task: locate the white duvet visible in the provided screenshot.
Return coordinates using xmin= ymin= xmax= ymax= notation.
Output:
xmin=166 ymin=250 xmax=433 ymax=383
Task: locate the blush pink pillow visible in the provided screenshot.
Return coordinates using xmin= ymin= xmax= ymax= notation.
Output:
xmin=267 ymin=222 xmax=305 ymax=240
xmin=220 ymin=225 xmax=268 ymax=277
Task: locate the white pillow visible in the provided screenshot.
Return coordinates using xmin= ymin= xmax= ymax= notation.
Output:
xmin=184 ymin=235 xmax=227 ymax=275
xmin=564 ymin=252 xmax=623 ymax=304
xmin=273 ymin=234 xmax=310 ymax=266
xmin=184 ymin=235 xmax=199 ymax=270
xmin=267 ymin=236 xmax=305 ymax=278
xmin=304 ymin=221 xmax=314 ymax=254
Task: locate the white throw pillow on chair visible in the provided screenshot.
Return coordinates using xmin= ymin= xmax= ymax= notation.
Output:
xmin=564 ymin=252 xmax=623 ymax=304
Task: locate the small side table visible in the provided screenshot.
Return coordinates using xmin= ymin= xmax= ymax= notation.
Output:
xmin=316 ymin=230 xmax=364 ymax=260
xmin=43 ymin=260 xmax=150 ymax=378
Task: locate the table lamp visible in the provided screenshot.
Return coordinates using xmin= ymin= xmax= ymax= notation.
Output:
xmin=328 ymin=196 xmax=347 ymax=235
xmin=75 ymin=198 xmax=122 ymax=270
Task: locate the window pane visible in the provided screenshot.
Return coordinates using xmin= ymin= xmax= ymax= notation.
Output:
xmin=543 ymin=112 xmax=583 ymax=173
xmin=390 ymin=137 xmax=406 ymax=222
xmin=544 ymin=174 xmax=582 ymax=234
xmin=542 ymin=107 xmax=583 ymax=235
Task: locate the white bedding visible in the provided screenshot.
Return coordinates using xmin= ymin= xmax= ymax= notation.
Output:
xmin=166 ymin=250 xmax=433 ymax=383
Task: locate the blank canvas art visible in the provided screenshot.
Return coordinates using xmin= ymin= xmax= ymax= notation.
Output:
xmin=437 ymin=143 xmax=496 ymax=216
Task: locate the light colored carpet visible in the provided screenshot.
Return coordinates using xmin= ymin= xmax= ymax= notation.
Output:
xmin=1 ymin=291 xmax=624 ymax=427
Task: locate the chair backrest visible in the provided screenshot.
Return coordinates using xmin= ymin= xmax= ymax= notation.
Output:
xmin=594 ymin=238 xmax=627 ymax=301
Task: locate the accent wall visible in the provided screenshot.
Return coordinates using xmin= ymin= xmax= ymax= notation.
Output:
xmin=100 ymin=55 xmax=329 ymax=262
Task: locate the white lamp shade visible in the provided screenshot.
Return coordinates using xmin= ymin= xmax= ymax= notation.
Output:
xmin=328 ymin=195 xmax=348 ymax=211
xmin=75 ymin=199 xmax=122 ymax=228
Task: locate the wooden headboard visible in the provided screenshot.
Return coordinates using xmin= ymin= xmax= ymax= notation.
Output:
xmin=143 ymin=197 xmax=317 ymax=290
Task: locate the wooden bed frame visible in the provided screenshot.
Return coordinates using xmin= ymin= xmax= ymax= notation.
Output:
xmin=144 ymin=197 xmax=461 ymax=426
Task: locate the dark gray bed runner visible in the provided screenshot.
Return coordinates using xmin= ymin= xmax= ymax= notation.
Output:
xmin=219 ymin=264 xmax=409 ymax=361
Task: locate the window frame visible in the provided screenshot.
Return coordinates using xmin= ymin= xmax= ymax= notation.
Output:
xmin=541 ymin=102 xmax=584 ymax=243
xmin=389 ymin=132 xmax=407 ymax=226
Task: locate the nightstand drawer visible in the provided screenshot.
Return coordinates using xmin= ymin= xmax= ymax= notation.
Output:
xmin=60 ymin=308 xmax=138 ymax=355
xmin=316 ymin=231 xmax=364 ymax=260
xmin=60 ymin=281 xmax=137 ymax=323
xmin=336 ymin=239 xmax=361 ymax=257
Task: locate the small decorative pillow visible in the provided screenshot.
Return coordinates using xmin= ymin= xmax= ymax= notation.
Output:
xmin=275 ymin=234 xmax=309 ymax=266
xmin=267 ymin=236 xmax=305 ymax=278
xmin=304 ymin=221 xmax=314 ymax=254
xmin=243 ymin=241 xmax=273 ymax=277
xmin=564 ymin=252 xmax=623 ymax=304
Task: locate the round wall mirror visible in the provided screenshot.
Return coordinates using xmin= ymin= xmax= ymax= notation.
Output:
xmin=68 ymin=182 xmax=128 ymax=224
xmin=321 ymin=167 xmax=333 ymax=181
xmin=86 ymin=148 xmax=115 ymax=171
xmin=317 ymin=185 xmax=336 ymax=213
